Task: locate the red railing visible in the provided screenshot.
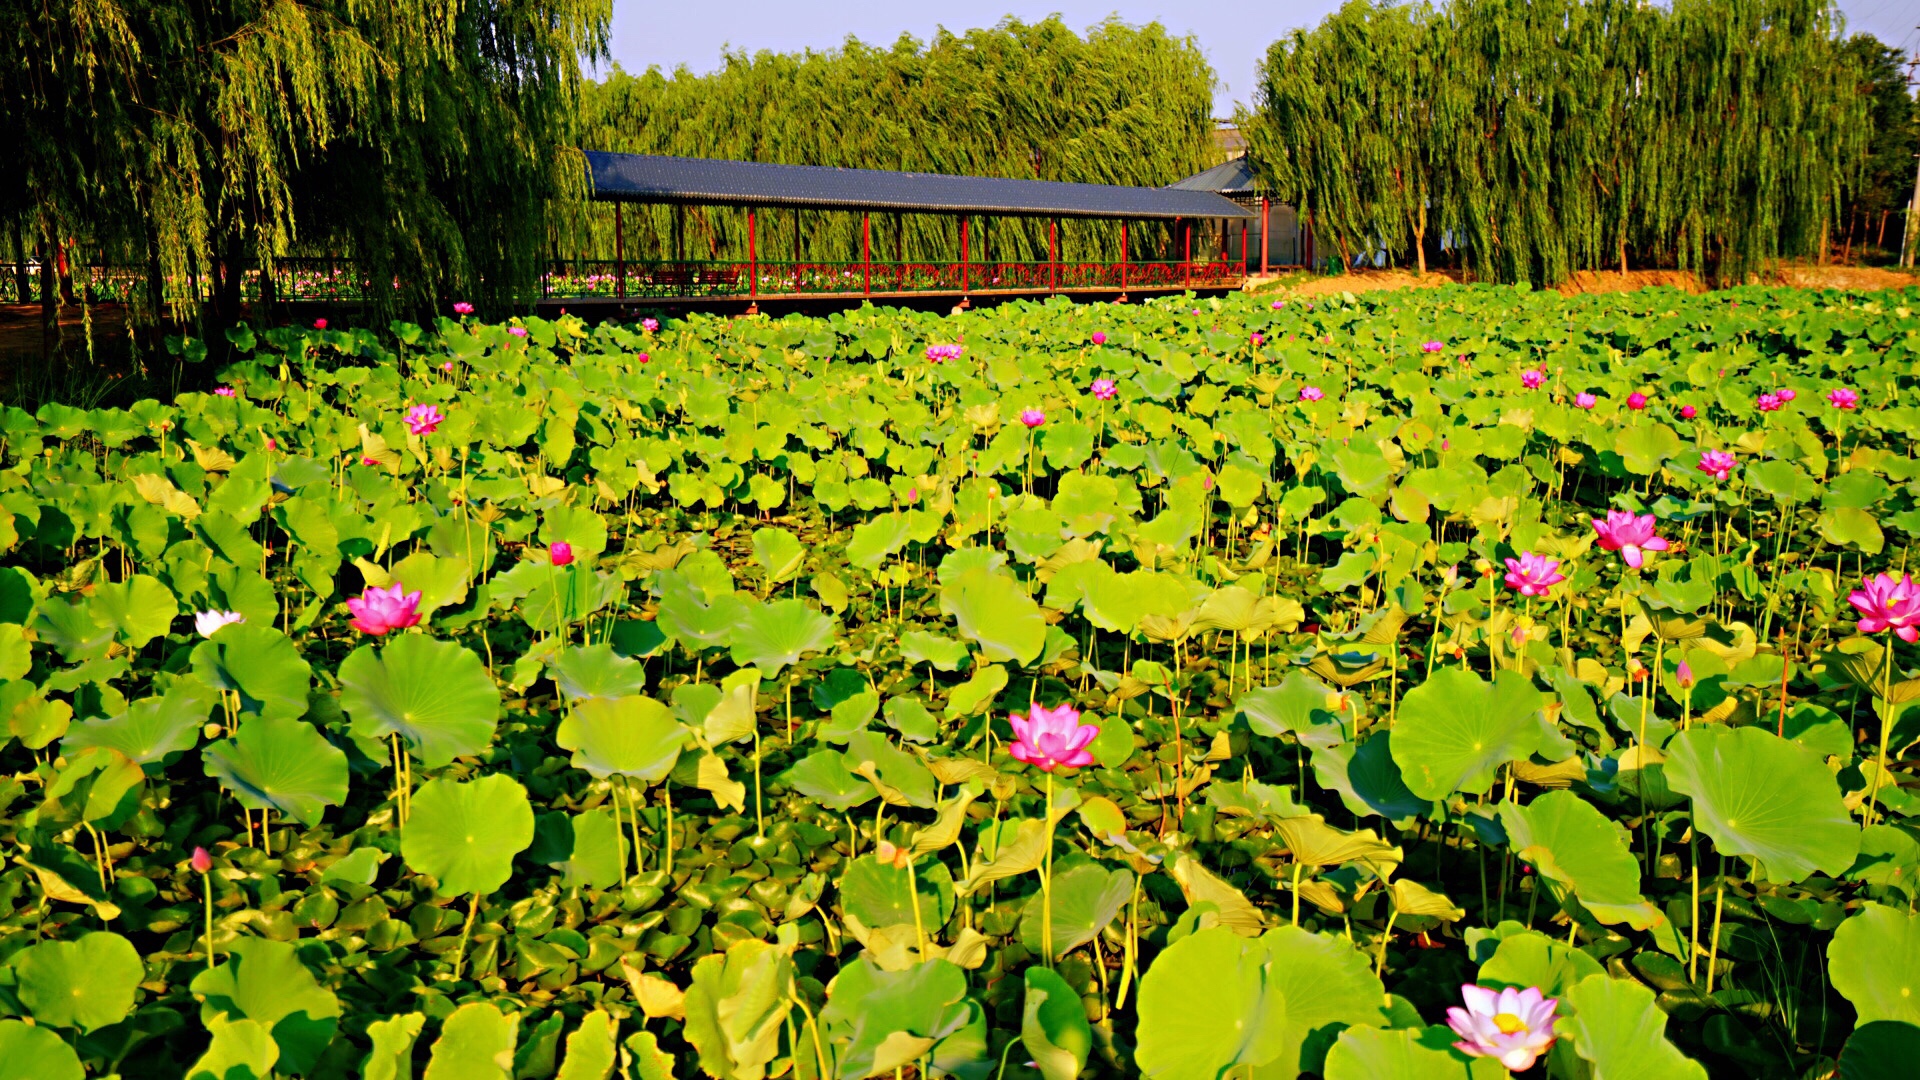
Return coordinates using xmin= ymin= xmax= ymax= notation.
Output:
xmin=541 ymin=259 xmax=1243 ymax=300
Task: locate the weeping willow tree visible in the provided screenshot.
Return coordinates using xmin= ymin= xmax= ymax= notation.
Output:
xmin=1 ymin=0 xmax=610 ymax=327
xmin=1245 ymin=0 xmax=1878 ymax=285
xmin=573 ymin=17 xmax=1217 ymax=265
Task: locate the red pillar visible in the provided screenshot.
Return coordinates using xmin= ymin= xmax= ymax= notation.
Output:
xmin=747 ymin=208 xmax=758 ymax=308
xmin=1119 ymin=221 xmax=1128 ymax=296
xmin=1183 ymin=219 xmax=1192 ymax=287
xmin=1260 ymin=198 xmax=1271 ymax=275
xmin=862 ymin=213 xmax=871 ymax=297
xmin=615 ymin=203 xmax=626 ymax=299
xmin=960 ymin=216 xmax=970 ymax=296
xmin=1049 ymin=218 xmax=1058 ymax=294
xmin=791 ymin=209 xmax=801 ymax=292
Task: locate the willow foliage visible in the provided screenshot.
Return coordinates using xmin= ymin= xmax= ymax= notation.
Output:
xmin=1246 ymin=0 xmax=1877 ymax=285
xmin=1 ymin=0 xmax=610 ymax=322
xmin=574 ymin=18 xmax=1217 ymax=265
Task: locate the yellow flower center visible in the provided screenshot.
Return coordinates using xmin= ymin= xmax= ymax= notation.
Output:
xmin=1493 ymin=1013 xmax=1528 ymax=1036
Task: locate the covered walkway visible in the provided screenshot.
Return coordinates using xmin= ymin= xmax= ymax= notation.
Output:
xmin=545 ymin=152 xmax=1256 ymax=311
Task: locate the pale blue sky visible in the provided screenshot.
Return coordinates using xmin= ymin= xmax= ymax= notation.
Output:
xmin=600 ymin=1 xmax=1919 ymax=116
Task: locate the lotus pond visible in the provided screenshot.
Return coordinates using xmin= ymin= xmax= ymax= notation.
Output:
xmin=2 ymin=284 xmax=1919 ymax=1079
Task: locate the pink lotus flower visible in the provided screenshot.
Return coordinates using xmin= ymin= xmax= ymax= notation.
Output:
xmin=1627 ymin=391 xmax=1648 ymax=410
xmin=1299 ymin=386 xmax=1325 ymax=402
xmin=1090 ymin=332 xmax=1107 ymax=346
xmin=1503 ymin=552 xmax=1566 ymax=596
xmin=195 ymin=610 xmax=246 ymax=638
xmin=453 ymin=302 xmax=474 ymax=315
xmin=1422 ymin=340 xmax=1444 ymax=353
xmin=1679 ymin=404 xmax=1697 ymax=420
xmin=906 ymin=488 xmax=918 ymax=503
xmin=1849 ymin=573 xmax=1920 ymax=643
xmin=1697 ymin=450 xmax=1736 ymax=481
xmin=1828 ymin=387 xmax=1859 ymax=410
xmin=507 ymin=326 xmax=529 ymax=338
xmin=925 ymin=344 xmax=963 ymax=363
xmin=1777 ymin=388 xmax=1797 ymax=402
xmin=1008 ymin=703 xmax=1099 ymax=772
xmin=265 ymin=438 xmax=277 ymax=451
xmin=1091 ymin=378 xmax=1117 ymax=400
xmin=191 ymin=847 xmax=212 ymax=874
xmin=1756 ymin=393 xmax=1783 ymax=412
xmin=348 ymin=583 xmax=422 ymax=635
xmin=1574 ymin=392 xmax=1597 ymax=409
xmin=360 ymin=455 xmax=379 ymax=467
xmin=1250 ymin=333 xmax=1265 ymax=347
xmin=440 ymin=361 xmax=455 ymax=372
xmin=1020 ymin=409 xmax=1046 ymax=429
xmin=642 ymin=318 xmax=659 ymax=332
xmin=214 ymin=386 xmax=237 ymax=398
xmin=549 ymin=541 xmax=574 ymax=566
xmin=1592 ymin=510 xmax=1669 ymax=569
xmin=1447 ymin=984 xmax=1559 ymax=1072
xmin=404 ymin=404 xmax=445 ymax=435
xmin=1520 ymin=369 xmax=1545 ymax=390
xmin=1675 ymin=661 xmax=1696 ymax=689
xmin=1270 ymin=300 xmax=1285 ymax=310
xmin=313 ymin=318 xmax=328 ymax=330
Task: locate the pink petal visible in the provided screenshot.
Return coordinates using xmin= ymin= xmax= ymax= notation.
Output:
xmin=1622 ymin=546 xmax=1644 ymax=568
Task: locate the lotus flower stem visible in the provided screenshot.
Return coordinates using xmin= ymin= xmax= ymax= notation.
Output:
xmin=1705 ymin=855 xmax=1726 ymax=994
xmin=754 ymin=725 xmax=765 ymax=839
xmin=1865 ymin=644 xmax=1896 ymax=827
xmin=1689 ymin=830 xmax=1701 ymax=984
xmin=1043 ymin=769 xmax=1054 ymax=967
xmin=452 ymin=891 xmax=480 ymax=982
xmin=662 ymin=782 xmax=674 ymax=876
xmin=907 ymin=854 xmax=928 ymax=961
xmin=1291 ymin=861 xmax=1302 ymax=926
xmin=1374 ymin=899 xmax=1398 ymax=977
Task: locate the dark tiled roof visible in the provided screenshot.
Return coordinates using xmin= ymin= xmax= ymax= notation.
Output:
xmin=1170 ymin=157 xmax=1260 ymax=195
xmin=585 ymin=152 xmax=1254 ymax=220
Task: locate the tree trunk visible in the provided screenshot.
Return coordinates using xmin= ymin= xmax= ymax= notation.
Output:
xmin=9 ymin=220 xmax=27 ymax=304
xmin=1414 ymin=202 xmax=1428 ymax=276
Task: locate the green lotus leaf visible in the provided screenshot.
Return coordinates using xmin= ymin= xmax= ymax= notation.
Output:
xmin=39 ymin=745 xmax=145 ymax=828
xmin=556 ymin=1010 xmax=620 ymax=1080
xmin=1664 ymin=725 xmax=1859 ymax=883
xmin=1023 ymin=966 xmax=1093 ymax=1080
xmin=554 ymin=693 xmax=688 ymax=782
xmin=1829 ymin=903 xmax=1920 ymax=1026
xmin=362 ymin=1013 xmax=427 ymax=1080
xmin=840 ymin=854 xmax=954 ymax=933
xmin=540 ymin=503 xmax=610 ymax=560
xmin=190 ymin=937 xmax=341 ymax=1075
xmin=778 ymin=750 xmax=875 ymax=811
xmin=846 ymin=729 xmax=937 ymax=807
xmin=816 ymin=955 xmax=980 ymax=1080
xmin=201 ymin=714 xmax=348 ymax=826
xmin=185 ymin=1015 xmax=278 ymax=1080
xmin=190 ymin=623 xmax=313 ymax=722
xmin=1392 ymin=667 xmax=1567 ymax=800
xmin=683 ymin=940 xmax=794 ymax=1080
xmin=0 ymin=1019 xmax=85 ymax=1080
xmin=846 ymin=513 xmax=912 ymax=571
xmin=1017 ymin=856 xmax=1133 ymax=960
xmin=340 ymin=634 xmax=500 ymax=767
xmin=521 ymin=564 xmax=622 ymax=631
xmin=1311 ymin=731 xmax=1432 ymax=822
xmin=9 ymin=931 xmax=143 ymax=1031
xmin=881 ymin=695 xmax=939 ymax=743
xmin=89 ymin=573 xmax=176 ymax=648
xmin=1324 ymin=1026 xmax=1507 ymax=1080
xmin=1134 ymin=927 xmax=1291 ymax=1079
xmin=402 ymin=773 xmax=536 ymax=896
xmin=550 ymin=642 xmax=650 ymax=700
xmin=751 ymin=526 xmax=807 ymax=583
xmin=62 ymin=680 xmax=215 ymax=764
xmin=1838 ymin=1021 xmax=1920 ymax=1080
xmin=1237 ymin=671 xmax=1341 ymax=738
xmin=1475 ymin=928 xmax=1606 ymax=996
xmin=729 ymin=596 xmax=835 ymax=676
xmin=938 ymin=566 xmax=1044 ymax=665
xmin=530 ymin=809 xmax=625 ymax=891
xmin=425 ymin=1002 xmax=519 ymax=1080
xmin=1562 ymin=973 xmax=1708 ymax=1080
xmin=387 ymin=550 xmax=470 ymax=613
xmin=899 ymin=630 xmax=972 ymax=672
xmin=1499 ymin=790 xmax=1663 ymax=929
